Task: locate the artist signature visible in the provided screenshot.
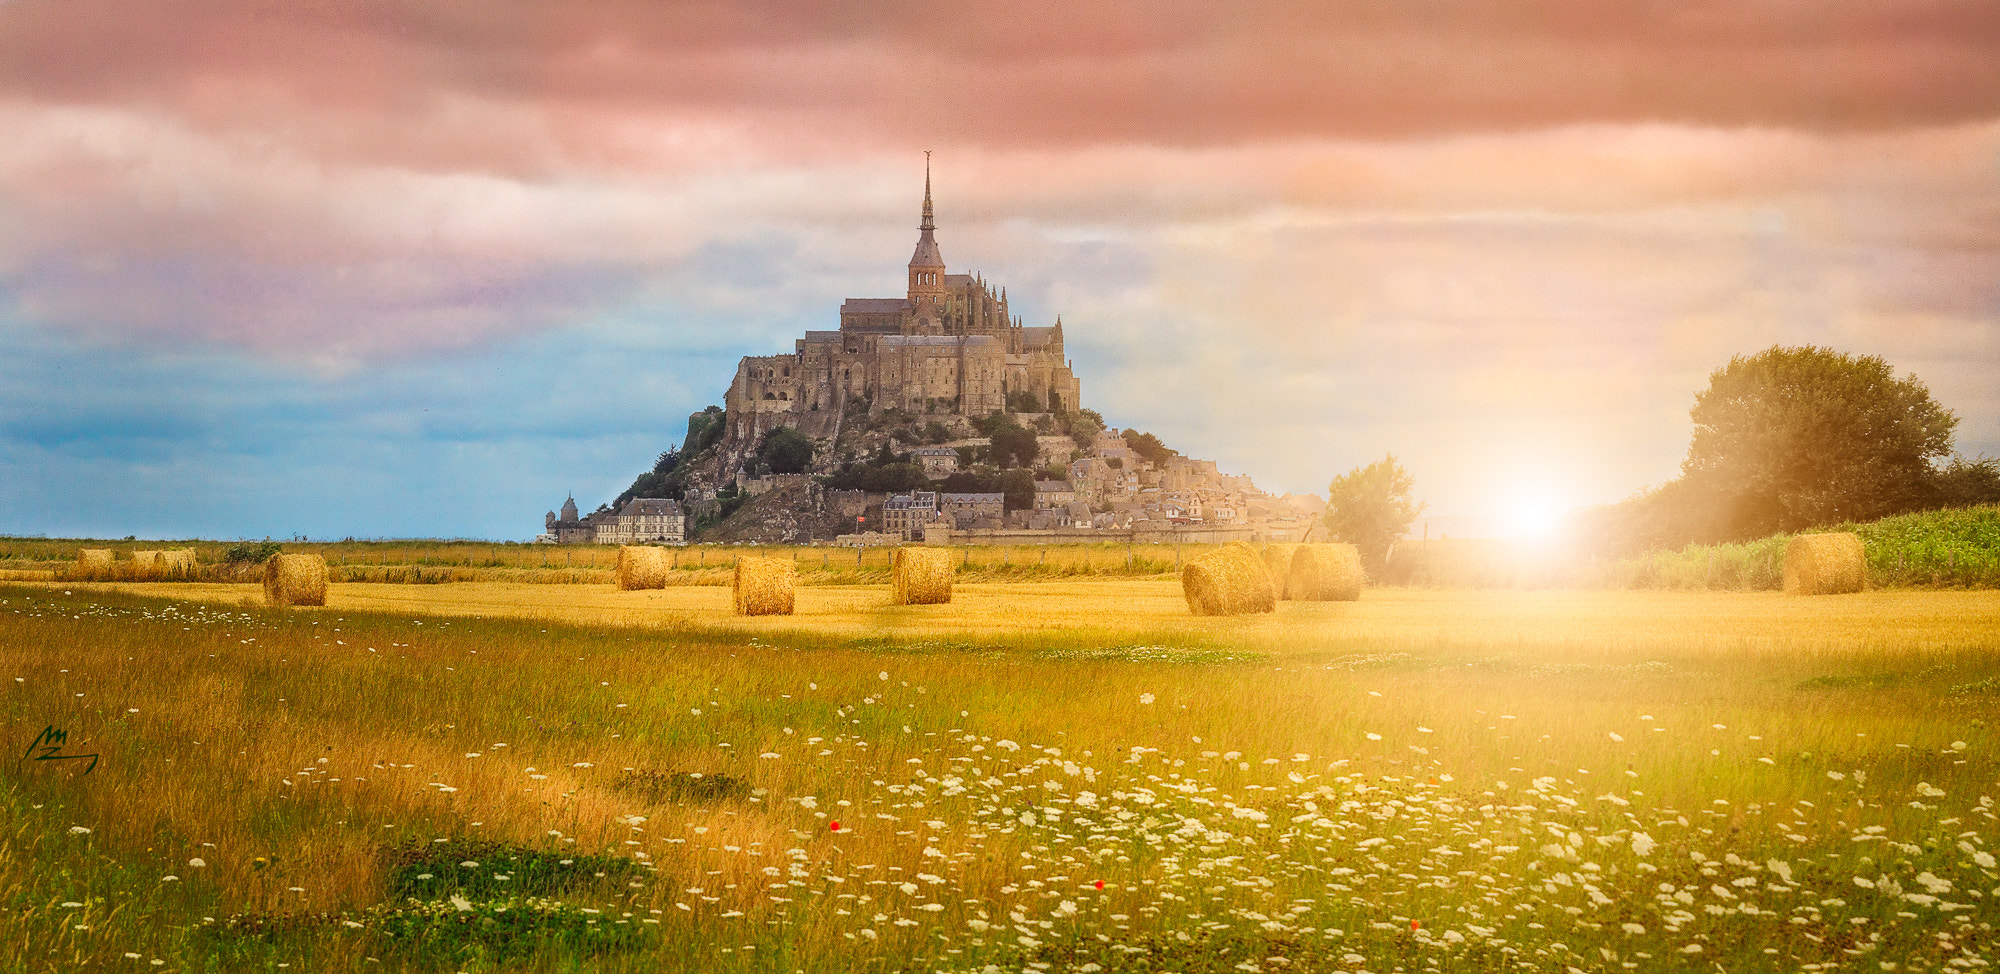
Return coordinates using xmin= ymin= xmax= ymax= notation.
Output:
xmin=23 ymin=726 xmax=98 ymax=774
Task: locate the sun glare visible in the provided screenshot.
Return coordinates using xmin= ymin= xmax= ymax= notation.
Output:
xmin=1499 ymin=485 xmax=1571 ymax=541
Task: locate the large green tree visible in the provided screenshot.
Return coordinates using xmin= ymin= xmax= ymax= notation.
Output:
xmin=1322 ymin=454 xmax=1423 ymax=571
xmin=1578 ymin=345 xmax=1984 ymax=553
xmin=988 ymin=420 xmax=1040 ymax=469
xmin=1066 ymin=408 xmax=1105 ymax=450
xmin=1678 ymin=345 xmax=1958 ymax=539
xmin=998 ymin=469 xmax=1036 ymax=512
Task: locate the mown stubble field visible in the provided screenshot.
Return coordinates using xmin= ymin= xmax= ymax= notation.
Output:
xmin=3 ymin=580 xmax=1998 ymax=973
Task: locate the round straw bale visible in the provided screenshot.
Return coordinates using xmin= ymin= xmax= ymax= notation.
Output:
xmin=1783 ymin=532 xmax=1866 ymax=595
xmin=160 ymin=548 xmax=198 ymax=577
xmin=892 ymin=546 xmax=954 ymax=605
xmin=130 ymin=549 xmax=164 ymax=581
xmin=1260 ymin=543 xmax=1299 ymax=600
xmin=1182 ymin=544 xmax=1278 ymax=616
xmin=75 ymin=548 xmax=114 ymax=581
xmin=614 ymin=545 xmax=668 ymax=591
xmin=263 ymin=553 xmax=328 ymax=607
xmin=733 ymin=554 xmax=796 ymax=616
xmin=1287 ymin=543 xmax=1363 ymax=602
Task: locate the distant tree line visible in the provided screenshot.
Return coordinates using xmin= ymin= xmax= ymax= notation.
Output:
xmin=1579 ymin=345 xmax=2000 ymax=554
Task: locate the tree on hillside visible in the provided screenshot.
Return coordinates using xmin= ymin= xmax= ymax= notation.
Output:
xmin=998 ymin=469 xmax=1036 ymax=512
xmin=686 ymin=406 xmax=725 ymax=453
xmin=989 ymin=421 xmax=1040 ymax=469
xmin=1322 ymin=455 xmax=1423 ymax=572
xmin=1066 ymin=408 xmax=1105 ymax=449
xmin=939 ymin=471 xmax=992 ymax=493
xmin=758 ymin=426 xmax=815 ymax=475
xmin=613 ymin=444 xmax=687 ymax=507
xmin=1122 ymin=430 xmax=1177 ymax=466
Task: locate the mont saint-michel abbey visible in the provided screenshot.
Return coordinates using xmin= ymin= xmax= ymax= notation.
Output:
xmin=721 ymin=172 xmax=1083 ymax=449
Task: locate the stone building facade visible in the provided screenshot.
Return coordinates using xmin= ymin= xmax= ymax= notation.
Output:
xmin=882 ymin=491 xmax=943 ymax=540
xmin=541 ymin=495 xmax=685 ymax=545
xmin=720 ymin=168 xmax=1084 ymax=456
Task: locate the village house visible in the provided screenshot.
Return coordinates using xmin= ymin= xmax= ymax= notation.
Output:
xmin=882 ymin=491 xmax=943 ymax=540
xmin=913 ymin=446 xmax=960 ymax=478
xmin=940 ymin=492 xmax=1004 ymax=529
xmin=1033 ymin=481 xmax=1076 ymax=510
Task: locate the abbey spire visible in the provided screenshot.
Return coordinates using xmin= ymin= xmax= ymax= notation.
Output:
xmin=912 ymin=154 xmax=940 ymax=272
xmin=907 ymin=153 xmax=946 ymax=315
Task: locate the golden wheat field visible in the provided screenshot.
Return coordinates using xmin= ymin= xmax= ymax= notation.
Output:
xmin=3 ymin=578 xmax=1998 ymax=973
xmin=55 ymin=576 xmax=2000 ymax=655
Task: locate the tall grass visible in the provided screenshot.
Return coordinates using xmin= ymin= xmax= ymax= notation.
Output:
xmin=3 ymin=582 xmax=1998 ymax=971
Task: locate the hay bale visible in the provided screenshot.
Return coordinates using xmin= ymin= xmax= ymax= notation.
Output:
xmin=74 ymin=548 xmax=114 ymax=581
xmin=160 ymin=548 xmax=198 ymax=577
xmin=891 ymin=547 xmax=954 ymax=605
xmin=1260 ymin=543 xmax=1299 ymax=599
xmin=1182 ymin=544 xmax=1278 ymax=616
xmin=614 ymin=545 xmax=668 ymax=591
xmin=1784 ymin=532 xmax=1865 ymax=595
xmin=129 ymin=549 xmax=164 ymax=581
xmin=263 ymin=553 xmax=328 ymax=607
xmin=733 ymin=555 xmax=796 ymax=616
xmin=1287 ymin=543 xmax=1363 ymax=602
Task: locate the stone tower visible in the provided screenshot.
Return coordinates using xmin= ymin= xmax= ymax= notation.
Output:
xmin=906 ymin=155 xmax=947 ymax=334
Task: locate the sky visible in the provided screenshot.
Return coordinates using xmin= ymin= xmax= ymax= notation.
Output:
xmin=2 ymin=0 xmax=1997 ymax=540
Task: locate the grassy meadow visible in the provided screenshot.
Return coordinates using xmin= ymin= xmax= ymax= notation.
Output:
xmin=10 ymin=504 xmax=1996 ymax=593
xmin=3 ymin=577 xmax=1999 ymax=973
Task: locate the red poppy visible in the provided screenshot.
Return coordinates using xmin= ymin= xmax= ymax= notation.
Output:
xmin=1093 ymin=880 xmax=1105 ymax=890
xmin=830 ymin=821 xmax=841 ymax=832
xmin=1410 ymin=919 xmax=1420 ymax=931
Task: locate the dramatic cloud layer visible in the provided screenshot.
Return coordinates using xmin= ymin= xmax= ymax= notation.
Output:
xmin=1 ymin=0 xmax=1995 ymax=537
